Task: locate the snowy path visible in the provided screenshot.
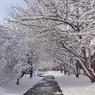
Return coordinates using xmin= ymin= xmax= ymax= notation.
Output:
xmin=23 ymin=75 xmax=63 ymax=95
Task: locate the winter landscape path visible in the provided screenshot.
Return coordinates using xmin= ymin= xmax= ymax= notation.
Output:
xmin=23 ymin=75 xmax=63 ymax=95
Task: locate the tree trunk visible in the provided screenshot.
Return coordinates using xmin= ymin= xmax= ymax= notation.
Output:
xmin=94 ymin=63 xmax=95 ymax=73
xmin=64 ymin=70 xmax=67 ymax=75
xmin=76 ymin=66 xmax=79 ymax=77
xmin=61 ymin=43 xmax=95 ymax=82
xmin=93 ymin=58 xmax=95 ymax=73
xmin=30 ymin=63 xmax=33 ymax=78
xmin=30 ymin=68 xmax=33 ymax=78
xmin=16 ymin=79 xmax=19 ymax=85
xmin=81 ymin=46 xmax=95 ymax=82
xmin=63 ymin=65 xmax=67 ymax=75
xmin=67 ymin=65 xmax=71 ymax=76
xmin=73 ymin=68 xmax=79 ymax=78
xmin=81 ymin=60 xmax=95 ymax=82
xmin=76 ymin=61 xmax=79 ymax=77
xmin=61 ymin=68 xmax=63 ymax=73
xmin=86 ymin=69 xmax=95 ymax=82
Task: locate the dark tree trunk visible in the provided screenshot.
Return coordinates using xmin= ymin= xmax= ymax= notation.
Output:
xmin=30 ymin=68 xmax=33 ymax=78
xmin=73 ymin=68 xmax=79 ymax=78
xmin=21 ymin=71 xmax=25 ymax=78
xmin=30 ymin=62 xmax=33 ymax=78
xmin=16 ymin=79 xmax=19 ymax=85
xmin=64 ymin=70 xmax=66 ymax=75
xmin=63 ymin=65 xmax=67 ymax=75
xmin=93 ymin=58 xmax=95 ymax=73
xmin=76 ymin=63 xmax=79 ymax=78
xmin=61 ymin=68 xmax=63 ymax=73
xmin=94 ymin=63 xmax=95 ymax=73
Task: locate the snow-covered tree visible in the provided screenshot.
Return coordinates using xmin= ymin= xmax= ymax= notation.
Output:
xmin=0 ymin=25 xmax=16 ymax=85
xmin=4 ymin=0 xmax=95 ymax=82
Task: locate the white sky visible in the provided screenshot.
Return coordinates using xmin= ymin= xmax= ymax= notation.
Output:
xmin=0 ymin=0 xmax=27 ymax=23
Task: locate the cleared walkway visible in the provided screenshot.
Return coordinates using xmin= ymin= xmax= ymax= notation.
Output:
xmin=23 ymin=75 xmax=63 ymax=95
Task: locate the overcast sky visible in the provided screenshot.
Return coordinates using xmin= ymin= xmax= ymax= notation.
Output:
xmin=0 ymin=0 xmax=27 ymax=23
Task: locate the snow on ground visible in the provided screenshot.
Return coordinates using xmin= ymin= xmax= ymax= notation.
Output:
xmin=0 ymin=71 xmax=95 ymax=95
xmin=0 ymin=74 xmax=43 ymax=95
xmin=44 ymin=71 xmax=95 ymax=95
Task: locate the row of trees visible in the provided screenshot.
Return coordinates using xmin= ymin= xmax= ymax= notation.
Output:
xmin=1 ymin=0 xmax=95 ymax=85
